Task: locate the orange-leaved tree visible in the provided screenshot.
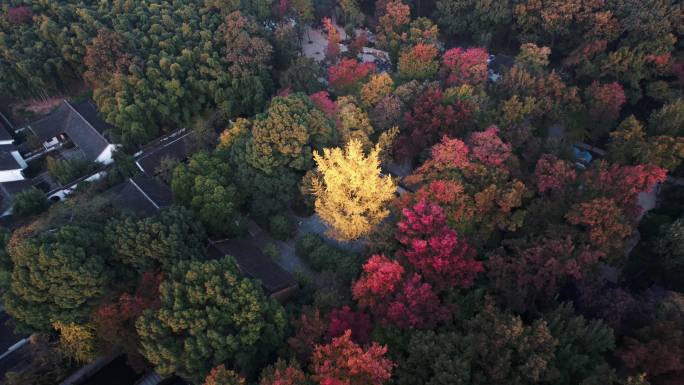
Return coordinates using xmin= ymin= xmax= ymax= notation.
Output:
xmin=311 ymin=330 xmax=394 ymax=385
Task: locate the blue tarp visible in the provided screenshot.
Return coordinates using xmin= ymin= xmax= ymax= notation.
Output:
xmin=573 ymin=146 xmax=592 ymax=163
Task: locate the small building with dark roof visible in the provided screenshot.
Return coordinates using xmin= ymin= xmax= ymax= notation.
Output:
xmin=0 ymin=119 xmax=14 ymax=145
xmin=110 ymin=176 xmax=174 ymax=217
xmin=0 ymin=311 xmax=31 ymax=381
xmin=0 ymin=179 xmax=33 ymax=197
xmin=0 ymin=179 xmax=34 ymax=218
xmin=488 ymin=54 xmax=515 ymax=82
xmin=26 ymin=100 xmax=116 ymax=164
xmin=135 ymin=129 xmax=191 ymax=176
xmin=208 ymin=239 xmax=298 ymax=302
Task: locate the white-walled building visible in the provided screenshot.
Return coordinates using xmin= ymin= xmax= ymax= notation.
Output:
xmin=0 ymin=119 xmax=27 ymax=183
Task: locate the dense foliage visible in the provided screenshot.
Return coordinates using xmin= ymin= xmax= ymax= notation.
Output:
xmin=136 ymin=257 xmax=287 ymax=382
xmin=2 ymin=0 xmax=684 ymax=384
xmin=11 ymin=188 xmax=49 ymax=217
xmin=106 ymin=207 xmax=206 ymax=271
xmin=312 ymin=140 xmax=396 ymax=241
xmin=4 ymin=225 xmax=112 ymax=331
xmin=0 ymin=1 xmax=281 ymax=146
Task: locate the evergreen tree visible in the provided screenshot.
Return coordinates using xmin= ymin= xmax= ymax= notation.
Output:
xmin=106 ymin=207 xmax=207 ymax=271
xmin=136 ymin=257 xmax=287 ymax=382
xmin=4 ymin=226 xmax=112 ymax=332
xmin=172 ymin=152 xmax=246 ymax=236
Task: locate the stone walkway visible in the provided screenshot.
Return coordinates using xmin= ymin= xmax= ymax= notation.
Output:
xmin=294 ymin=214 xmax=365 ymax=253
xmin=301 ymin=26 xmax=332 ymax=63
xmin=247 ymin=212 xmax=365 ymax=278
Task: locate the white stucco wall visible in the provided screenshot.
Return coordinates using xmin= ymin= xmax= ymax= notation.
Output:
xmin=0 ymin=169 xmax=25 ymax=183
xmin=47 ymin=171 xmax=108 ymax=201
xmin=95 ymin=144 xmax=116 ymax=165
xmin=11 ymin=151 xmax=28 ymax=169
xmin=43 ymin=137 xmax=59 ymax=149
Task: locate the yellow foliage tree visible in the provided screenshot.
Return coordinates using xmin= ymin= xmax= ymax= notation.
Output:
xmin=312 ymin=139 xmax=396 ymax=241
xmin=53 ymin=321 xmax=98 ymax=363
xmin=336 ymin=96 xmax=375 ymax=149
xmin=218 ymin=118 xmax=250 ymax=149
xmin=360 ymin=73 xmax=394 ymax=108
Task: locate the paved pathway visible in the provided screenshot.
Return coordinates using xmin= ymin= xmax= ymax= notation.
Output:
xmin=294 ymin=214 xmax=365 ymax=253
xmin=247 ymin=212 xmax=365 ymax=278
xmin=247 ymin=219 xmax=312 ymax=276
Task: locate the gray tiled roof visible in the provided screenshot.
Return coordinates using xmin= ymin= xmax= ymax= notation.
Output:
xmin=28 ymin=100 xmax=112 ymax=162
xmin=208 ymin=239 xmax=297 ymax=294
xmin=110 ymin=176 xmax=173 ymax=217
xmin=489 ymin=54 xmax=515 ymax=73
xmin=69 ymin=99 xmax=113 ymax=135
xmin=111 ymin=181 xmax=158 ymax=217
xmin=28 ymin=103 xmax=70 ymax=141
xmin=130 ymin=176 xmax=174 ymax=209
xmin=135 ymin=131 xmax=190 ymax=175
xmin=0 ymin=179 xmax=33 ymax=196
xmin=0 ymin=311 xmax=30 ymax=381
xmin=0 ymin=120 xmax=13 ymax=142
xmin=0 ymin=151 xmax=22 ymax=171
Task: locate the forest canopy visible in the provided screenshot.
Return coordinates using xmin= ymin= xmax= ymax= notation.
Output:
xmin=1 ymin=0 xmax=684 ymax=385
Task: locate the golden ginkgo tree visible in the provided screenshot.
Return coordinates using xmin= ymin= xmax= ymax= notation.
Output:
xmin=312 ymin=139 xmax=396 ymax=241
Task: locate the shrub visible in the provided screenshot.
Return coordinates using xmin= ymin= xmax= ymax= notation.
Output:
xmin=12 ymin=188 xmax=49 ymax=217
xmin=280 ymin=57 xmax=325 ymax=94
xmin=295 ymin=233 xmax=361 ymax=282
xmin=47 ymin=156 xmax=98 ymax=185
xmin=263 ymin=243 xmax=279 ymax=261
xmin=269 ymin=214 xmax=294 ymax=240
xmin=0 ymin=228 xmax=12 ymax=289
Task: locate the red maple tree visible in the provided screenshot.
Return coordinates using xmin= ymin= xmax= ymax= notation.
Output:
xmin=260 ymin=360 xmax=309 ymax=385
xmin=7 ymin=6 xmax=32 ymax=24
xmin=398 ymin=43 xmax=439 ymax=80
xmin=404 ymin=136 xmax=472 ymax=185
xmin=276 ymin=0 xmax=290 ymax=18
xmin=311 ymin=330 xmax=394 ymax=385
xmin=396 ymin=200 xmax=483 ymax=289
xmin=204 ymin=365 xmax=245 ymax=385
xmin=534 ymin=154 xmax=577 ymax=194
xmin=585 ymin=81 xmax=627 ymax=122
xmin=310 ymin=91 xmax=337 ymax=119
xmin=327 ymin=306 xmax=372 ymax=345
xmin=327 ymin=59 xmax=376 ymax=95
xmin=467 ymin=126 xmax=512 ymax=168
xmin=441 ymin=47 xmax=489 ymax=86
xmin=431 ymin=136 xmax=470 ymax=169
xmin=566 ymin=197 xmax=633 ymax=253
xmin=352 ymin=255 xmax=405 ymax=310
xmin=487 ymin=237 xmax=605 ymax=311
xmin=395 ymin=88 xmax=473 ymax=160
xmin=673 ymin=61 xmax=684 ymax=86
xmin=582 ymin=161 xmax=667 ymax=215
xmin=92 ymin=271 xmax=162 ymax=370
xmin=352 ymin=255 xmax=450 ymax=329
xmin=288 ymin=307 xmax=327 ymax=363
xmin=348 ymin=32 xmax=368 ymax=58
xmin=384 ymin=273 xmax=450 ymax=329
xmin=616 ymin=293 xmax=684 ymax=385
